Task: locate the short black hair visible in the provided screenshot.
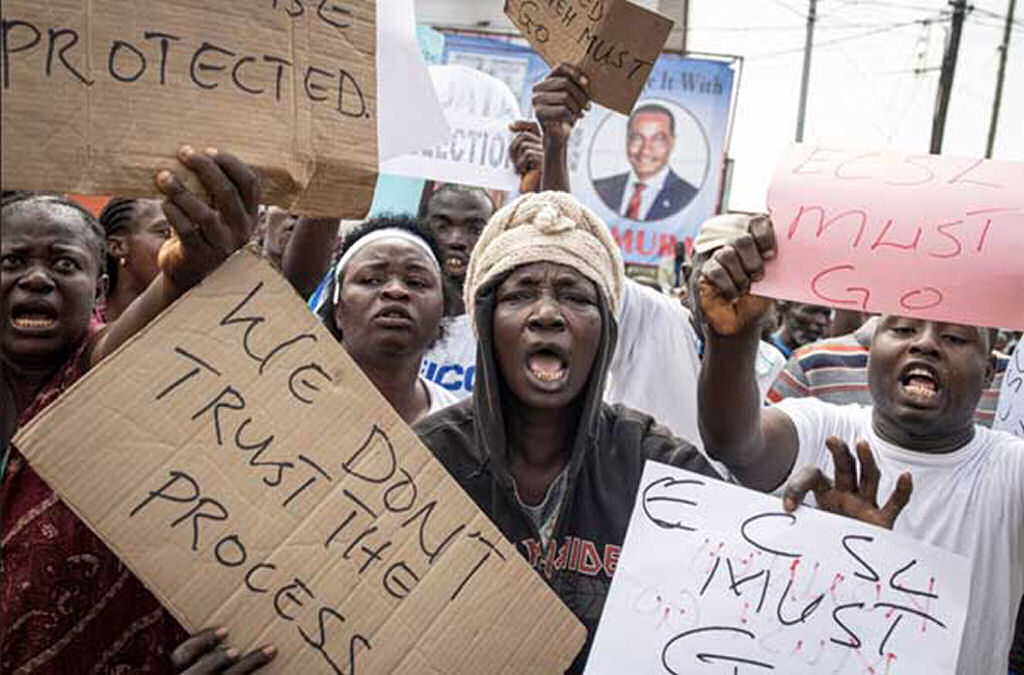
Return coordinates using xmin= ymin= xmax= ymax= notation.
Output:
xmin=421 ymin=183 xmax=495 ymax=219
xmin=1 ymin=191 xmax=105 ymax=275
xmin=629 ymin=103 xmax=675 ymax=137
xmin=316 ymin=214 xmax=447 ymax=344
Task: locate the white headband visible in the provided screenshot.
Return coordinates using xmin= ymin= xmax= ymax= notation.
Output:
xmin=332 ymin=228 xmax=441 ymax=305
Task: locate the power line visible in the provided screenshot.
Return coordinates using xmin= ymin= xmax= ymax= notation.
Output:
xmin=687 ymin=19 xmax=926 ymax=32
xmin=972 ymin=5 xmax=1024 ymax=27
xmin=832 ymin=0 xmax=948 ymax=12
xmin=769 ymin=0 xmax=810 ymax=19
xmin=747 ymin=15 xmax=948 ymax=58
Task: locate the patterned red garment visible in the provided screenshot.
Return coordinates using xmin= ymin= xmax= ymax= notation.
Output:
xmin=1 ymin=320 xmax=187 ymax=674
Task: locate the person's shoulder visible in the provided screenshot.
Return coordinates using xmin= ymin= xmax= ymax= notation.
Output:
xmin=972 ymin=428 xmax=1024 ymax=496
xmin=772 ymin=397 xmax=871 ymax=425
xmin=977 ymin=426 xmax=1024 ymax=462
xmin=594 ymin=171 xmax=628 ymax=184
xmin=414 ymin=397 xmax=473 ymax=434
xmin=423 ymin=377 xmax=460 ymax=413
xmin=622 ymin=277 xmax=693 ymax=320
xmin=665 ymin=168 xmax=698 ymax=193
xmin=593 ymin=172 xmax=628 ymax=192
xmin=603 ymin=403 xmax=721 ymax=479
xmin=792 ymin=332 xmax=869 ymax=359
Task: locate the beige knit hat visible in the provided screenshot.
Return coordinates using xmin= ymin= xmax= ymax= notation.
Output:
xmin=692 ymin=213 xmax=751 ymax=255
xmin=464 ymin=191 xmax=625 ymax=327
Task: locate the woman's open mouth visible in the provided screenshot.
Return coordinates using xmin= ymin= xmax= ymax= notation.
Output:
xmin=525 ymin=346 xmax=569 ymax=388
xmin=10 ymin=304 xmax=59 ymax=333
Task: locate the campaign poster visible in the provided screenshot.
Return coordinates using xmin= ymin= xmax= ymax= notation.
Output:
xmin=571 ymin=55 xmax=735 ymax=266
xmin=444 ymin=36 xmax=737 ymax=268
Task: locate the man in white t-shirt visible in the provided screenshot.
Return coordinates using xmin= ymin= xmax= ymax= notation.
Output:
xmin=695 ymin=220 xmax=1024 ymax=675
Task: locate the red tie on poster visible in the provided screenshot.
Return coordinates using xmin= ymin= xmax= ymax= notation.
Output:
xmin=626 ymin=182 xmax=647 ymax=220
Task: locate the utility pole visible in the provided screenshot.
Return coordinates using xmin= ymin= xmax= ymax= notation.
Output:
xmin=985 ymin=0 xmax=1016 ymax=157
xmin=795 ymin=0 xmax=817 ymax=141
xmin=930 ymin=0 xmax=968 ymax=154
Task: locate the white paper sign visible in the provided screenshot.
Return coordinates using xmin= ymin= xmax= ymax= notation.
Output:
xmin=380 ymin=64 xmax=521 ymax=191
xmin=587 ymin=461 xmax=972 ymax=675
xmin=995 ymin=341 xmax=1024 ymax=438
xmin=377 ymin=0 xmax=449 ymax=161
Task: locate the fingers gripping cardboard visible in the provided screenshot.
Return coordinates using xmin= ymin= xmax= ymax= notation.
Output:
xmin=12 ymin=248 xmax=585 ymax=674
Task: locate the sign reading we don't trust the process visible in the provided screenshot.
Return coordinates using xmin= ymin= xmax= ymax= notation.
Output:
xmin=13 ymin=248 xmax=585 ymax=674
xmin=1 ymin=1 xmax=378 ymax=215
xmin=761 ymin=145 xmax=1024 ymax=330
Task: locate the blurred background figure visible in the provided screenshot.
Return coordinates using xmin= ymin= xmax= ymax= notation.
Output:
xmin=99 ymin=197 xmax=172 ymax=321
xmin=769 ymin=301 xmax=833 ymax=357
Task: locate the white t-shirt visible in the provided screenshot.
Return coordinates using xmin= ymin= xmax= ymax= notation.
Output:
xmin=606 ymin=280 xmax=783 ymax=446
xmin=420 ymin=314 xmax=476 ymax=401
xmin=606 ymin=279 xmax=703 ymax=445
xmin=774 ymin=397 xmax=1024 ymax=675
xmin=423 ymin=376 xmax=459 ymax=414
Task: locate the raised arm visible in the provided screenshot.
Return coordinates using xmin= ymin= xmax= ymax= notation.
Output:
xmin=281 ymin=216 xmax=337 ymax=299
xmin=695 ymin=216 xmax=800 ymax=491
xmin=533 ymin=63 xmax=590 ymax=192
xmin=90 ymin=147 xmax=257 ymax=366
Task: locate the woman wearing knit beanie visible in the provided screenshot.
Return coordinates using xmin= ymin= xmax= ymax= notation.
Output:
xmin=414 ymin=190 xmax=725 ymax=673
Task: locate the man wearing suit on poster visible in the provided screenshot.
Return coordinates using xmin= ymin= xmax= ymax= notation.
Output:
xmin=593 ymin=103 xmax=699 ymax=221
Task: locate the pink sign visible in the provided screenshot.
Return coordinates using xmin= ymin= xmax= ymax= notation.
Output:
xmin=759 ymin=145 xmax=1024 ymax=330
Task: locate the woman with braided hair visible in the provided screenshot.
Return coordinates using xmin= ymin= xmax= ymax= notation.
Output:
xmin=99 ymin=197 xmax=173 ymax=321
xmin=1 ymin=147 xmax=273 ymax=673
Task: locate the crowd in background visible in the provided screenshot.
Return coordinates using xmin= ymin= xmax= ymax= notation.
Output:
xmin=1 ymin=61 xmax=1022 ymax=675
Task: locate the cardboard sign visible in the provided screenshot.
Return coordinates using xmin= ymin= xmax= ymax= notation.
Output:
xmin=995 ymin=341 xmax=1024 ymax=437
xmin=1 ymin=1 xmax=377 ymax=216
xmin=380 ymin=64 xmax=522 ymax=191
xmin=587 ymin=461 xmax=971 ymax=674
xmin=12 ymin=248 xmax=585 ymax=674
xmin=504 ymin=0 xmax=673 ymax=115
xmin=760 ymin=145 xmax=1024 ymax=330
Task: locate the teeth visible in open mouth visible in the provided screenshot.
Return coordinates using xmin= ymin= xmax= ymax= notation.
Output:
xmin=902 ymin=367 xmax=938 ymax=398
xmin=446 ymin=257 xmax=465 ymax=270
xmin=528 ymin=353 xmax=567 ymax=383
xmin=13 ymin=316 xmax=56 ymax=329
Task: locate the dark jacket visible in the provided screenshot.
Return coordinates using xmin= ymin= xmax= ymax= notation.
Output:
xmin=592 ymin=169 xmax=698 ymax=221
xmin=414 ymin=272 xmax=721 ymax=673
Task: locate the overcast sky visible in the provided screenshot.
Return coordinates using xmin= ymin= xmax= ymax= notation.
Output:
xmin=418 ymin=0 xmax=1022 ymax=211
xmin=685 ymin=0 xmax=1023 ymax=210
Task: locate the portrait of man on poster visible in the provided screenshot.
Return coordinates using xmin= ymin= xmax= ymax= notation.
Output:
xmin=593 ymin=103 xmax=700 ymax=222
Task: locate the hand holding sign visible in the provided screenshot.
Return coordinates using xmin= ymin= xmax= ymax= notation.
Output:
xmin=156 ymin=147 xmax=259 ymax=291
xmin=696 ymin=214 xmax=777 ymax=336
xmin=532 ymin=62 xmax=591 ymax=143
xmin=783 ymin=437 xmax=914 ymax=530
xmin=586 ymin=461 xmax=971 ymax=674
xmin=171 ymin=628 xmax=275 ymax=674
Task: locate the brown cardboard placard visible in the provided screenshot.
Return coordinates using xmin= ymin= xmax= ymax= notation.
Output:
xmin=0 ymin=1 xmax=377 ymax=216
xmin=12 ymin=248 xmax=586 ymax=673
xmin=504 ymin=0 xmax=673 ymax=115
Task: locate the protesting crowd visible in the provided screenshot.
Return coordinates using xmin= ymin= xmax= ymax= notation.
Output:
xmin=1 ymin=9 xmax=1022 ymax=674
